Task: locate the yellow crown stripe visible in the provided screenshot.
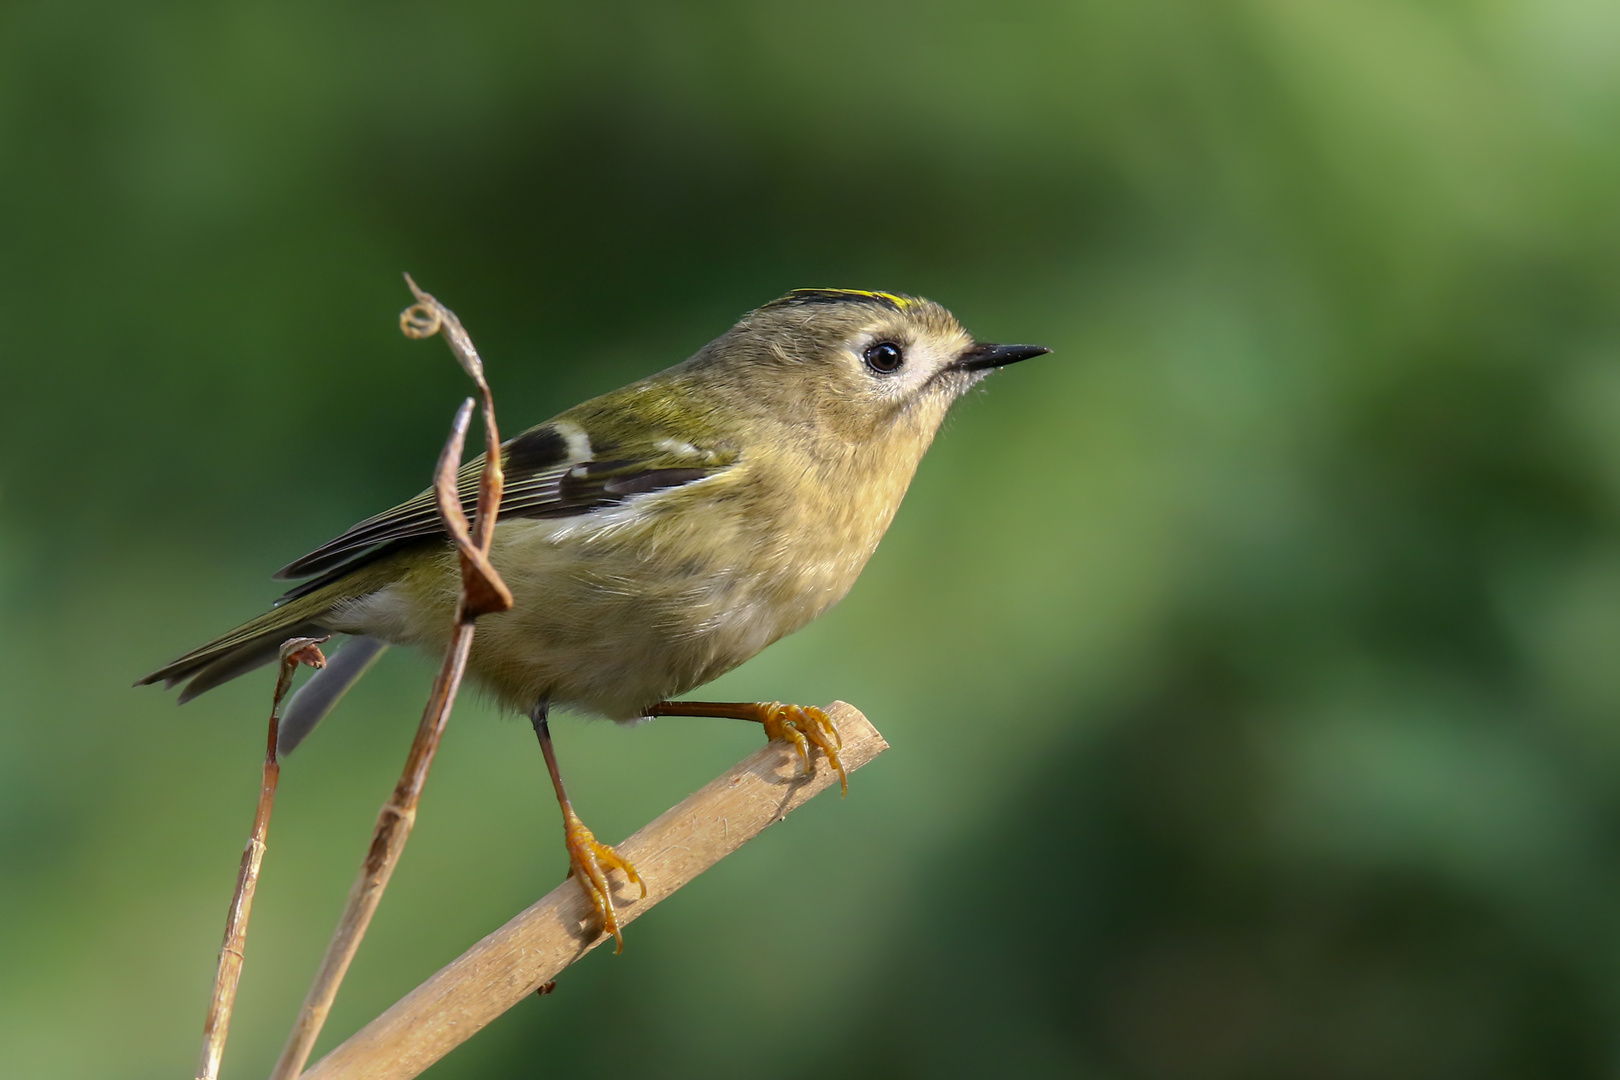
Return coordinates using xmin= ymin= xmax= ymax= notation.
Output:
xmin=774 ymin=288 xmax=916 ymax=310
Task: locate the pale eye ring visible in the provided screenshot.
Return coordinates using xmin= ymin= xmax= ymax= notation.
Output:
xmin=863 ymin=341 xmax=904 ymax=374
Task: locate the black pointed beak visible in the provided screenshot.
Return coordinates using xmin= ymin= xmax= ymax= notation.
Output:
xmin=956 ymin=342 xmax=1052 ymax=372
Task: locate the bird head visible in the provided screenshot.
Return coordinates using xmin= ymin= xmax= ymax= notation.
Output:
xmin=693 ymin=288 xmax=1049 ymax=447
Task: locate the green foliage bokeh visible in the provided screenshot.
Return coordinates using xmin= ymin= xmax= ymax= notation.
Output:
xmin=5 ymin=2 xmax=1620 ymax=1077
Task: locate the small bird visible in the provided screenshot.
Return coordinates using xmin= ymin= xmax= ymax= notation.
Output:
xmin=140 ymin=288 xmax=1048 ymax=946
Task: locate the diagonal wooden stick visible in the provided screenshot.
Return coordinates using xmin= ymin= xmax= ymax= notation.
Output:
xmin=299 ymin=701 xmax=887 ymax=1080
xmin=269 ymin=279 xmax=513 ymax=1080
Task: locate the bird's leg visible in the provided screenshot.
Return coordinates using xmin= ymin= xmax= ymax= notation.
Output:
xmin=644 ymin=700 xmax=847 ymax=796
xmin=529 ymin=703 xmax=644 ymax=953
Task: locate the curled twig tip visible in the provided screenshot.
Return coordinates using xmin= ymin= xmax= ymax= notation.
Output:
xmin=399 ymin=276 xmax=486 ymax=382
xmin=400 ymin=275 xmax=443 ymax=339
xmin=400 ymin=304 xmax=441 ymax=340
xmin=279 ymin=635 xmax=331 ymax=670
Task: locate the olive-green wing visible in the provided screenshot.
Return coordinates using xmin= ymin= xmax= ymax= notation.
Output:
xmin=273 ymin=420 xmax=737 ymax=600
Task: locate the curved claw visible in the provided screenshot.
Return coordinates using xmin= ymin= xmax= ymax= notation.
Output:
xmin=564 ymin=812 xmax=644 ymax=953
xmin=762 ymin=703 xmax=848 ymax=797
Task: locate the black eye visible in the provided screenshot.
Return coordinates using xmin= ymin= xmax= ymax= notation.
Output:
xmin=863 ymin=341 xmax=904 ymax=374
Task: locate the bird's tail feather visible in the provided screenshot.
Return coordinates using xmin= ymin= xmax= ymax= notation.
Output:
xmin=173 ymin=619 xmax=328 ymax=702
xmin=136 ymin=562 xmax=398 ymax=702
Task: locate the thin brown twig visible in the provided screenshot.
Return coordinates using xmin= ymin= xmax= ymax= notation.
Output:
xmin=300 ymin=701 xmax=888 ymax=1080
xmin=195 ymin=636 xmax=328 ymax=1080
xmin=270 ymin=279 xmax=513 ymax=1080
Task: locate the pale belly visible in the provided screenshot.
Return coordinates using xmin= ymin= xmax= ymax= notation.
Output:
xmin=328 ymin=513 xmax=861 ymax=720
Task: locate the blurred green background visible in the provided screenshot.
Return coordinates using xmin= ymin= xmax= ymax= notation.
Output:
xmin=5 ymin=1 xmax=1620 ymax=1077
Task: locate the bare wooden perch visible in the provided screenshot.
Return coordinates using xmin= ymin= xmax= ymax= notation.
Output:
xmin=299 ymin=700 xmax=887 ymax=1080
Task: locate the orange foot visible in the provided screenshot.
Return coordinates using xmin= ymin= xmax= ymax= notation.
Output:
xmin=646 ymin=700 xmax=848 ymax=796
xmin=563 ymin=807 xmax=644 ymax=953
xmin=758 ymin=702 xmax=847 ymax=796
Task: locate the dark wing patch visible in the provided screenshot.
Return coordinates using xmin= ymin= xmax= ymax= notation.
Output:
xmin=602 ymin=467 xmax=712 ymax=498
xmin=518 ymin=462 xmax=715 ymax=519
xmin=272 ymin=422 xmax=734 ymax=601
xmin=505 ymin=424 xmax=568 ymax=473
